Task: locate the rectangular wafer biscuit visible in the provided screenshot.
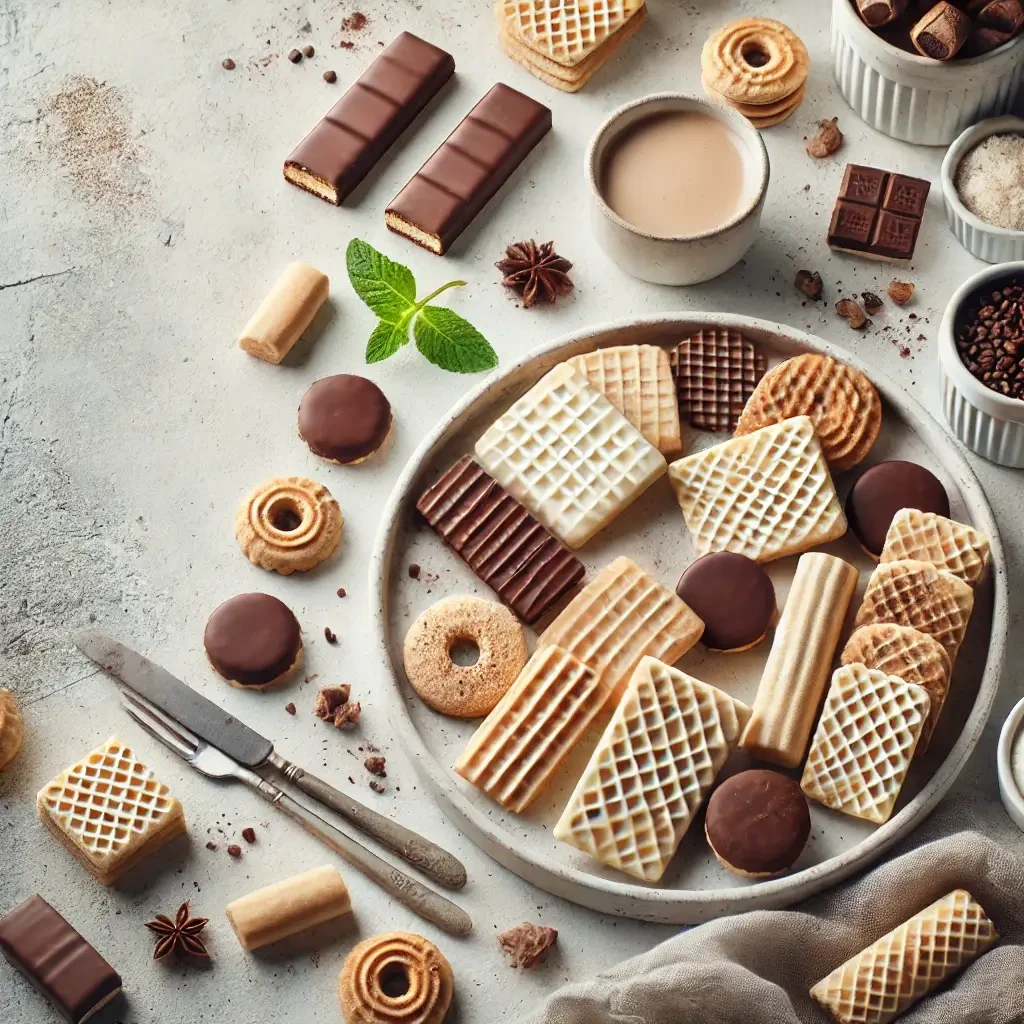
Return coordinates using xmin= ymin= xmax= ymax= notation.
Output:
xmin=475 ymin=364 xmax=667 ymax=549
xmin=454 ymin=646 xmax=610 ymax=812
xmin=801 ymin=664 xmax=930 ymax=824
xmin=811 ymin=889 xmax=998 ymax=1024
xmin=879 ymin=508 xmax=991 ymax=586
xmin=667 ymin=416 xmax=847 ymax=562
xmin=538 ymin=555 xmax=704 ymax=702
xmin=554 ymin=656 xmax=750 ymax=881
xmin=565 ymin=345 xmax=681 ymax=454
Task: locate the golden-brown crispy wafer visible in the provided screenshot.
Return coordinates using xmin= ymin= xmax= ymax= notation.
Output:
xmin=701 ymin=18 xmax=809 ymax=105
xmin=879 ymin=508 xmax=991 ymax=586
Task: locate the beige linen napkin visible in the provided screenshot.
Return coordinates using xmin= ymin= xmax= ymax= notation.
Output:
xmin=529 ymin=802 xmax=1024 ymax=1023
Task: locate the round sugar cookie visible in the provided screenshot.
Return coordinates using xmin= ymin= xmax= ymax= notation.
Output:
xmin=701 ymin=18 xmax=809 ymax=106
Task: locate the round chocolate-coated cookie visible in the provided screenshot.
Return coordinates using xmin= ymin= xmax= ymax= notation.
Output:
xmin=298 ymin=374 xmax=392 ymax=465
xmin=204 ymin=593 xmax=302 ymax=689
xmin=705 ymin=770 xmax=811 ymax=878
xmin=845 ymin=460 xmax=950 ymax=558
xmin=676 ymin=552 xmax=776 ymax=652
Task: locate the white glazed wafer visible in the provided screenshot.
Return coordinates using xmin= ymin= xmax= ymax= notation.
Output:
xmin=741 ymin=553 xmax=859 ymax=768
xmin=879 ymin=508 xmax=991 ymax=586
xmin=554 ymin=656 xmax=750 ymax=881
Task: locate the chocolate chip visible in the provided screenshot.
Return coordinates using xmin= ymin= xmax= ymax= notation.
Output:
xmin=288 ymin=48 xmax=302 ymax=63
xmin=242 ymin=827 xmax=256 ymax=844
xmin=795 ymin=269 xmax=823 ymax=301
xmin=227 ymin=844 xmax=242 ymax=858
xmin=324 ymin=626 xmax=338 ymax=644
xmin=324 ymin=69 xmax=337 ymax=82
xmin=408 ymin=563 xmax=421 ymax=579
xmin=221 ymin=58 xmax=236 ymax=70
xmin=285 ymin=702 xmax=296 ymax=715
xmin=302 ymin=44 xmax=315 ymax=57
xmin=364 ymin=755 xmax=386 ymax=777
xmin=861 ymin=292 xmax=884 ymax=316
xmin=205 ymin=841 xmax=218 ymax=851
xmin=369 ymin=780 xmax=386 ymax=793
xmin=336 ymin=587 xmax=347 ymax=598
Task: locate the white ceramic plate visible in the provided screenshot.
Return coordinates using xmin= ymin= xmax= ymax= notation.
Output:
xmin=370 ymin=314 xmax=1006 ymax=923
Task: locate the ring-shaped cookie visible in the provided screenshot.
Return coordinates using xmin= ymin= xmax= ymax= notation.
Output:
xmin=235 ymin=475 xmax=343 ymax=574
xmin=701 ymin=18 xmax=809 ymax=105
xmin=403 ymin=596 xmax=527 ymax=718
xmin=339 ymin=931 xmax=454 ymax=1024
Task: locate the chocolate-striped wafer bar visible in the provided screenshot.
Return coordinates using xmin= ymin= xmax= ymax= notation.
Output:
xmin=417 ymin=455 xmax=584 ymax=623
xmin=284 ymin=33 xmax=454 ymax=205
xmin=386 ymin=83 xmax=551 ymax=255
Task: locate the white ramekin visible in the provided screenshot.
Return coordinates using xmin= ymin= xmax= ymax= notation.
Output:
xmin=585 ymin=94 xmax=769 ymax=286
xmin=997 ymin=695 xmax=1024 ymax=834
xmin=938 ymin=261 xmax=1024 ymax=467
xmin=831 ymin=0 xmax=1024 ymax=146
xmin=941 ymin=117 xmax=1024 ymax=263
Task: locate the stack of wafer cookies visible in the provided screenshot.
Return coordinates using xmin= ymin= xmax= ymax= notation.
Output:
xmin=496 ymin=0 xmax=647 ymax=93
xmin=701 ymin=18 xmax=809 ymax=128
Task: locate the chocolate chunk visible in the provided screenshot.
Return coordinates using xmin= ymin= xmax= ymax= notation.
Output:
xmin=364 ymin=755 xmax=386 ymax=776
xmin=284 ymin=32 xmax=454 ymax=205
xmin=227 ymin=844 xmax=242 ymax=858
xmin=846 ymin=460 xmax=950 ymax=557
xmin=0 ymin=895 xmax=122 ymax=1024
xmin=408 ymin=563 xmax=421 ymax=579
xmin=298 ymin=374 xmax=392 ymax=465
xmin=288 ymin=48 xmax=303 ymax=63
xmin=386 ymin=83 xmax=552 ymax=255
xmin=324 ymin=69 xmax=338 ymax=83
xmin=204 ymin=593 xmax=302 ymax=688
xmin=242 ymin=827 xmax=256 ymax=843
xmin=416 ymin=455 xmax=585 ymax=624
xmin=302 ymin=44 xmax=315 ymax=58
xmin=324 ymin=626 xmax=338 ymax=644
xmin=222 ymin=58 xmax=236 ymax=70
xmin=675 ymin=552 xmax=776 ymax=652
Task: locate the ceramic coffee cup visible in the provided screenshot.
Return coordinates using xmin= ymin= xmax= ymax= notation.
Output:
xmin=585 ymin=94 xmax=769 ymax=287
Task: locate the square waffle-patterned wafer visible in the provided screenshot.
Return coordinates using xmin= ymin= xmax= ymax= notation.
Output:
xmin=879 ymin=509 xmax=991 ymax=587
xmin=564 ymin=345 xmax=682 ymax=454
xmin=475 ymin=364 xmax=666 ymax=549
xmin=854 ymin=559 xmax=975 ymax=663
xmin=667 ymin=415 xmax=847 ymax=562
xmin=669 ymin=328 xmax=767 ymax=432
xmin=554 ymin=656 xmax=750 ymax=881
xmin=499 ymin=0 xmax=645 ymax=67
xmin=811 ymin=889 xmax=998 ymax=1024
xmin=801 ymin=664 xmax=930 ymax=824
xmin=37 ymin=737 xmax=186 ymax=885
xmin=454 ymin=646 xmax=610 ymax=813
xmin=538 ymin=556 xmax=705 ymax=702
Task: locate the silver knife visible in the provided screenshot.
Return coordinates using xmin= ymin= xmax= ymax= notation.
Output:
xmin=75 ymin=630 xmax=467 ymax=890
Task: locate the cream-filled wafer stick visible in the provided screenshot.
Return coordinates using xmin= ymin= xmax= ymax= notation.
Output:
xmin=741 ymin=552 xmax=858 ymax=768
xmin=855 ymin=0 xmax=908 ymax=27
xmin=238 ymin=262 xmax=329 ymax=364
xmin=225 ymin=865 xmax=351 ymax=951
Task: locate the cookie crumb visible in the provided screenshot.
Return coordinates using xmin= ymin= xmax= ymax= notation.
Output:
xmin=888 ymin=280 xmax=915 ymax=305
xmin=205 ymin=841 xmax=217 ymax=851
xmin=285 ymin=702 xmax=297 ymax=715
xmin=498 ymin=923 xmax=558 ymax=969
xmin=795 ymin=269 xmax=823 ymax=301
xmin=408 ymin=563 xmax=421 ymax=580
xmin=836 ymin=298 xmax=868 ymax=330
xmin=324 ymin=626 xmax=338 ymax=644
xmin=242 ymin=827 xmax=256 ymax=844
xmin=227 ymin=844 xmax=242 ymax=858
xmin=861 ymin=292 xmax=884 ymax=316
xmin=369 ymin=780 xmax=386 ymax=793
xmin=364 ymin=756 xmax=386 ymax=777
xmin=806 ymin=117 xmax=843 ymax=159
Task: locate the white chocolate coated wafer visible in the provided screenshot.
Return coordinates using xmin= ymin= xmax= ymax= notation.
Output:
xmin=741 ymin=553 xmax=858 ymax=768
xmin=239 ymin=262 xmax=329 ymax=364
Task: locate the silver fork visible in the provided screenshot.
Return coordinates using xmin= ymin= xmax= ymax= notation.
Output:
xmin=122 ymin=691 xmax=472 ymax=937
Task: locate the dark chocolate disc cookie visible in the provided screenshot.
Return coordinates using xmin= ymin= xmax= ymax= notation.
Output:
xmin=204 ymin=593 xmax=302 ymax=688
xmin=676 ymin=551 xmax=776 ymax=652
xmin=845 ymin=460 xmax=949 ymax=557
xmin=298 ymin=374 xmax=392 ymax=465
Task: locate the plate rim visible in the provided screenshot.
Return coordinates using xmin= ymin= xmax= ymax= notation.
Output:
xmin=369 ymin=312 xmax=1007 ymax=922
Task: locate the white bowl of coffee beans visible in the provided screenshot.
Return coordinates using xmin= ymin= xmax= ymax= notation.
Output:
xmin=940 ymin=261 xmax=1024 ymax=467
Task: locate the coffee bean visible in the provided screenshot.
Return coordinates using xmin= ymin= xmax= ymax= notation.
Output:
xmin=956 ymin=274 xmax=1024 ymax=399
xmin=302 ymin=44 xmax=315 ymax=57
xmin=324 ymin=69 xmax=337 ymax=83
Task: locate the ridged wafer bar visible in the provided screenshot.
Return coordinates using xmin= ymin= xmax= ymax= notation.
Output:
xmin=454 ymin=646 xmax=609 ymax=812
xmin=801 ymin=664 xmax=930 ymax=824
xmin=554 ymin=656 xmax=750 ymax=881
xmin=741 ymin=553 xmax=858 ymax=768
xmin=538 ymin=556 xmax=704 ymax=702
xmin=811 ymin=889 xmax=998 ymax=1024
xmin=668 ymin=415 xmax=847 ymax=562
xmin=879 ymin=508 xmax=991 ymax=586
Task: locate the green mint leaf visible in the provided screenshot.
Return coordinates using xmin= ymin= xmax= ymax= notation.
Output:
xmin=365 ymin=319 xmax=409 ymax=364
xmin=413 ymin=305 xmax=498 ymax=373
xmin=346 ymin=238 xmax=417 ymax=323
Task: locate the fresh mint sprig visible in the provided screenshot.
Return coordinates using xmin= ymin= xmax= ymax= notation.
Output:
xmin=346 ymin=238 xmax=498 ymax=373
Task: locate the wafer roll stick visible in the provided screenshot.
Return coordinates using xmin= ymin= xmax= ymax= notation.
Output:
xmin=741 ymin=553 xmax=859 ymax=768
xmin=855 ymin=0 xmax=908 ymax=26
xmin=238 ymin=262 xmax=329 ymax=364
xmin=225 ymin=865 xmax=351 ymax=951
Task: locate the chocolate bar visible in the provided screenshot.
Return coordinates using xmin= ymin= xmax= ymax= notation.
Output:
xmin=0 ymin=895 xmax=122 ymax=1023
xmin=385 ymin=83 xmax=552 ymax=255
xmin=417 ymin=455 xmax=584 ymax=623
xmin=284 ymin=32 xmax=454 ymax=205
xmin=827 ymin=164 xmax=930 ymax=262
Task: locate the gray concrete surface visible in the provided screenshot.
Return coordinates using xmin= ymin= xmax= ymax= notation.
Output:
xmin=0 ymin=0 xmax=1021 ymax=1021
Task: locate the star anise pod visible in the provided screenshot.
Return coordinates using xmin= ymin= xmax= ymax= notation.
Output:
xmin=496 ymin=240 xmax=573 ymax=309
xmin=145 ymin=901 xmax=210 ymax=962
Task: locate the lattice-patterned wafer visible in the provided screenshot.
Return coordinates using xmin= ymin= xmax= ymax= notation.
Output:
xmin=554 ymin=656 xmax=750 ymax=881
xmin=801 ymin=664 xmax=930 ymax=824
xmin=854 ymin=559 xmax=975 ymax=663
xmin=841 ymin=623 xmax=951 ymax=753
xmin=811 ymin=889 xmax=998 ymax=1024
xmin=499 ymin=0 xmax=646 ymax=67
xmin=668 ymin=415 xmax=847 ymax=562
xmin=735 ymin=354 xmax=882 ymax=471
xmin=538 ymin=556 xmax=704 ymax=702
xmin=475 ymin=364 xmax=666 ymax=549
xmin=454 ymin=646 xmax=610 ymax=812
xmin=879 ymin=508 xmax=991 ymax=586
xmin=565 ymin=345 xmax=682 ymax=454
xmin=669 ymin=328 xmax=767 ymax=432
xmin=416 ymin=456 xmax=584 ymax=624
xmin=37 ymin=737 xmax=186 ymax=885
